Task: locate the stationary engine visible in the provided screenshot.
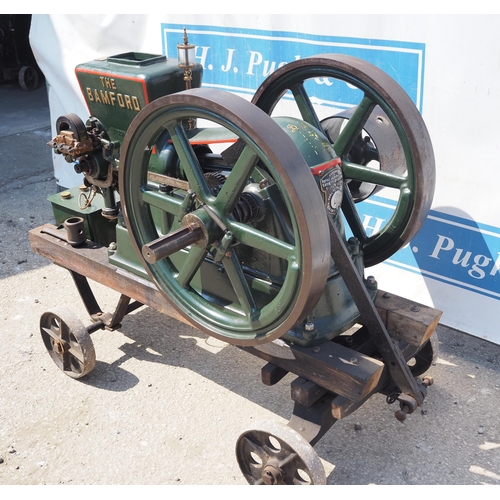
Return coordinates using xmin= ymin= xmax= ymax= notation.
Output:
xmin=34 ymin=31 xmax=439 ymax=485
xmin=48 ymin=38 xmax=434 ymax=349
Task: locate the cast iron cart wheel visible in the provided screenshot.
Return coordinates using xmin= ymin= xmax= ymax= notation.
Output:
xmin=405 ymin=332 xmax=439 ymax=377
xmin=236 ymin=420 xmax=326 ymax=485
xmin=18 ymin=65 xmax=39 ymax=90
xmin=252 ymin=54 xmax=435 ymax=267
xmin=40 ymin=307 xmax=96 ymax=378
xmin=119 ymin=88 xmax=331 ymax=346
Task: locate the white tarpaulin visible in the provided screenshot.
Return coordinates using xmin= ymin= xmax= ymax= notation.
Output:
xmin=30 ymin=14 xmax=500 ymax=344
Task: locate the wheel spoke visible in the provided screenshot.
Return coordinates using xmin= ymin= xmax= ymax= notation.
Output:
xmin=141 ymin=188 xmax=183 ymax=217
xmin=329 ymin=95 xmax=376 ymax=157
xmin=41 ymin=324 xmax=63 ymax=343
xmin=175 ymin=244 xmax=208 ymax=288
xmin=223 ymin=251 xmax=257 ymax=317
xmin=342 ymin=160 xmax=407 ymax=189
xmin=67 ymin=344 xmax=86 ymax=364
xmin=291 ymin=82 xmax=323 ymax=130
xmin=63 ymin=350 xmax=82 ymax=372
xmin=341 ymin=184 xmax=368 ymax=242
xmin=241 ymin=435 xmax=266 ymax=460
xmin=168 ymin=123 xmax=210 ymax=200
xmin=228 ymin=221 xmax=295 ymax=261
xmin=213 ymin=145 xmax=258 ymax=212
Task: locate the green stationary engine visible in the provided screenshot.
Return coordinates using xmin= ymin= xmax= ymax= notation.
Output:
xmin=36 ymin=30 xmax=439 ymax=485
xmin=47 ymin=34 xmax=434 ymax=348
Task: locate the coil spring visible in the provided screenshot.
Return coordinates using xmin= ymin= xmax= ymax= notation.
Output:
xmin=232 ymin=192 xmax=260 ymax=224
xmin=204 ymin=172 xmax=260 ymax=224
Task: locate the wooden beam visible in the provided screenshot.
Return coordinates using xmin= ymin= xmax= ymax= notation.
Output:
xmin=375 ymin=290 xmax=442 ymax=347
xmin=290 ymin=377 xmax=328 ymax=408
xmin=241 ymin=339 xmax=385 ymax=402
xmin=261 ymin=363 xmax=288 ymax=386
xmin=29 ymin=225 xmax=191 ymax=327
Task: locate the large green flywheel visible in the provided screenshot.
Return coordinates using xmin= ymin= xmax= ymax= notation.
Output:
xmin=119 ymin=88 xmax=331 ymax=345
xmin=252 ymin=54 xmax=435 ymax=267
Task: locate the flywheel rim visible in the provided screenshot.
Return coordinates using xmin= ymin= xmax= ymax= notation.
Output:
xmin=119 ymin=88 xmax=330 ymax=345
xmin=252 ymin=54 xmax=435 ymax=267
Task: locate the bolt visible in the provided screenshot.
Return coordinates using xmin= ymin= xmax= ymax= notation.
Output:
xmin=350 ymin=357 xmax=358 ymax=365
xmin=313 ymin=346 xmax=321 ymax=353
xmin=262 ymin=465 xmax=282 ymax=485
xmin=411 ymin=305 xmax=420 ymax=312
xmin=366 ymin=276 xmax=377 ymax=290
xmin=304 ymin=321 xmax=315 ymax=332
xmin=52 ymin=339 xmax=65 ymax=354
xmin=108 ymin=242 xmax=117 ymax=251
xmin=259 ymin=179 xmax=270 ymax=189
xmin=348 ymin=237 xmax=360 ymax=255
xmin=383 ymin=292 xmax=391 ymax=299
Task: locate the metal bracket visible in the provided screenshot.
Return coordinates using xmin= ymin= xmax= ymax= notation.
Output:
xmin=69 ymin=270 xmax=144 ymax=332
xmin=326 ymin=215 xmax=425 ymax=405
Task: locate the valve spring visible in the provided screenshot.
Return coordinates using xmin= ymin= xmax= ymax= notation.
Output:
xmin=232 ymin=192 xmax=260 ymax=224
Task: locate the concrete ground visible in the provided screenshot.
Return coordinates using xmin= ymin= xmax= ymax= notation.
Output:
xmin=0 ymin=80 xmax=500 ymax=487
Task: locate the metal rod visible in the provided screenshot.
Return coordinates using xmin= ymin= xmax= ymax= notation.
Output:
xmin=141 ymin=223 xmax=204 ymax=263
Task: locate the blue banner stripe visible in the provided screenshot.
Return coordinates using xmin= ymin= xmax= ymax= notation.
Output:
xmin=161 ymin=24 xmax=425 ymax=111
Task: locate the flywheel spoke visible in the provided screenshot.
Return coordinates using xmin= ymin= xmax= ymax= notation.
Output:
xmin=223 ymin=251 xmax=257 ymax=317
xmin=227 ymin=221 xmax=295 ymax=261
xmin=342 ymin=160 xmax=407 ymax=189
xmin=175 ymin=244 xmax=208 ymax=288
xmin=341 ymin=185 xmax=368 ymax=242
xmin=213 ymin=145 xmax=258 ymax=212
xmin=142 ymin=189 xmax=183 ymax=217
xmin=333 ymin=95 xmax=376 ymax=157
xmin=168 ymin=123 xmax=210 ymax=201
xmin=290 ymin=82 xmax=323 ymax=130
